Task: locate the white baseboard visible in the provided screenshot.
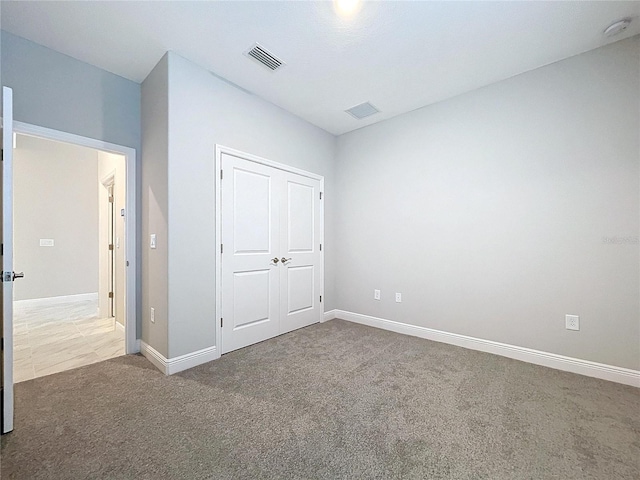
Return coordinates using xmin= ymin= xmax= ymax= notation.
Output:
xmin=333 ymin=310 xmax=640 ymax=388
xmin=323 ymin=309 xmax=337 ymax=322
xmin=140 ymin=341 xmax=218 ymax=375
xmin=115 ymin=320 xmax=125 ymax=333
xmin=14 ymin=292 xmax=98 ymax=307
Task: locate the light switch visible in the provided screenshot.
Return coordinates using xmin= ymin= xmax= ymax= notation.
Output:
xmin=150 ymin=234 xmax=157 ymax=249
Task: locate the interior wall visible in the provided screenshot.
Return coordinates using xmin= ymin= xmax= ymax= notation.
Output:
xmin=13 ymin=134 xmax=99 ymax=301
xmin=165 ymin=52 xmax=337 ymax=358
xmin=334 ymin=36 xmax=640 ymax=370
xmin=141 ymin=54 xmax=169 ymax=357
xmin=1 ymin=30 xmax=143 ymax=334
xmin=97 ymin=151 xmax=126 ymax=325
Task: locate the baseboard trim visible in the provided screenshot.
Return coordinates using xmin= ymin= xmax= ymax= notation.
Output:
xmin=166 ymin=345 xmax=219 ymax=375
xmin=115 ymin=321 xmax=125 ymax=333
xmin=333 ymin=310 xmax=640 ymax=388
xmin=140 ymin=341 xmax=167 ymax=374
xmin=323 ymin=309 xmax=337 ymax=322
xmin=14 ymin=292 xmax=98 ymax=306
xmin=140 ymin=341 xmax=218 ymax=375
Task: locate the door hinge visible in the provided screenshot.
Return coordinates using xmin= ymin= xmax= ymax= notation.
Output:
xmin=1 ymin=243 xmax=3 ymax=256
xmin=220 ymin=318 xmax=223 ymax=328
xmin=109 ymin=244 xmax=114 ymax=250
xmin=320 ymin=192 xmax=323 ymax=200
xmin=109 ymin=196 xmax=114 ymax=203
xmin=109 ymin=291 xmax=114 ymax=299
xmin=1 ymin=338 xmax=3 ymax=351
xmin=320 ymin=295 xmax=322 ymax=302
xmin=320 ymin=243 xmax=322 ymax=251
xmin=221 ymin=244 xmax=223 ymax=254
xmin=220 ymin=170 xmax=223 ymax=180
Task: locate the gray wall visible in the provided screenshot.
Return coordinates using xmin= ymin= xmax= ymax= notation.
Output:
xmin=165 ymin=52 xmax=336 ymax=358
xmin=1 ymin=31 xmax=140 ymax=150
xmin=1 ymin=30 xmax=142 ymax=335
xmin=13 ymin=135 xmax=99 ymax=301
xmin=334 ymin=37 xmax=640 ymax=370
xmin=141 ymin=54 xmax=169 ymax=357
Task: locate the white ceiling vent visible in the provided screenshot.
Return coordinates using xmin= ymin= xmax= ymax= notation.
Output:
xmin=345 ymin=102 xmax=380 ymax=120
xmin=244 ymin=43 xmax=285 ymax=71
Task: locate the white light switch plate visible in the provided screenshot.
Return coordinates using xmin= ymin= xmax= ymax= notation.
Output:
xmin=39 ymin=239 xmax=54 ymax=247
xmin=150 ymin=234 xmax=157 ymax=249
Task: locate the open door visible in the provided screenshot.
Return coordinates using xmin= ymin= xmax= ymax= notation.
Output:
xmin=2 ymin=86 xmax=15 ymax=434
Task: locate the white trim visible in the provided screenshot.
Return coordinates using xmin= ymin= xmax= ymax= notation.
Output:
xmin=115 ymin=320 xmax=125 ymax=333
xmin=217 ymin=145 xmax=323 ymax=181
xmin=140 ymin=341 xmax=218 ymax=375
xmin=214 ymin=145 xmax=325 ymax=356
xmin=140 ymin=341 xmax=167 ymax=374
xmin=333 ymin=310 xmax=640 ymax=388
xmin=166 ymin=346 xmax=219 ymax=375
xmin=323 ymin=309 xmax=337 ymax=322
xmin=12 ymin=121 xmax=138 ymax=355
xmin=14 ymin=292 xmax=98 ymax=307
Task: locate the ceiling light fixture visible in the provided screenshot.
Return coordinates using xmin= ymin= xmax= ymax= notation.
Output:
xmin=603 ymin=18 xmax=632 ymax=37
xmin=333 ymin=0 xmax=363 ymax=17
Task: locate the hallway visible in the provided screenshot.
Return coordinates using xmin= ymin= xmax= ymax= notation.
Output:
xmin=13 ymin=296 xmax=125 ymax=382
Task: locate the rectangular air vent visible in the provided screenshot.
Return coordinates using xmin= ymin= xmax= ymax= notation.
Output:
xmin=244 ymin=43 xmax=285 ymax=71
xmin=345 ymin=102 xmax=380 ymax=120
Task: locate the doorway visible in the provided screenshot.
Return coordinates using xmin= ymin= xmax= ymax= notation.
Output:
xmin=216 ymin=146 xmax=325 ymax=354
xmin=11 ymin=134 xmax=128 ymax=381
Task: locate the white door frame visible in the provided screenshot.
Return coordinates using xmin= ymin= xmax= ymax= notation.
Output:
xmin=13 ymin=121 xmax=139 ymax=354
xmin=214 ymin=145 xmax=324 ymax=356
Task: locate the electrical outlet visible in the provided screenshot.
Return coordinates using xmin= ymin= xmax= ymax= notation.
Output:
xmin=150 ymin=234 xmax=157 ymax=249
xmin=374 ymin=289 xmax=381 ymax=301
xmin=565 ymin=314 xmax=579 ymax=331
xmin=150 ymin=307 xmax=155 ymax=324
xmin=395 ymin=293 xmax=402 ymax=303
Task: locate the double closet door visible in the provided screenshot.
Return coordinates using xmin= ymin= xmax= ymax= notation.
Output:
xmin=220 ymin=150 xmax=323 ymax=354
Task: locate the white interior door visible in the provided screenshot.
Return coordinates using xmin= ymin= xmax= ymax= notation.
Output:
xmin=2 ymin=86 xmax=14 ymax=434
xmin=221 ymin=153 xmax=281 ymax=354
xmin=219 ymin=147 xmax=324 ymax=355
xmin=280 ymin=172 xmax=322 ymax=334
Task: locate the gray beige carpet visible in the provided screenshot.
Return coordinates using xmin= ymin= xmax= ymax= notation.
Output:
xmin=1 ymin=319 xmax=638 ymax=479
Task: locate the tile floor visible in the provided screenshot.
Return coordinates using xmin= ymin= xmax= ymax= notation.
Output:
xmin=13 ymin=297 xmax=125 ymax=382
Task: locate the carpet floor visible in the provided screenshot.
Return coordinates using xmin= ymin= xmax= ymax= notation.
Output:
xmin=1 ymin=319 xmax=638 ymax=479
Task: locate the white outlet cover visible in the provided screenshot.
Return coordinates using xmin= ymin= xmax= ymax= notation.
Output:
xmin=395 ymin=293 xmax=402 ymax=303
xmin=565 ymin=314 xmax=579 ymax=331
xmin=150 ymin=234 xmax=157 ymax=249
xmin=150 ymin=307 xmax=155 ymax=323
xmin=39 ymin=239 xmax=54 ymax=247
xmin=374 ymin=289 xmax=381 ymax=301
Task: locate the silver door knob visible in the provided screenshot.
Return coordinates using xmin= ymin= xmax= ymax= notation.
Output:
xmin=281 ymin=257 xmax=292 ymax=264
xmin=271 ymin=257 xmax=280 ymax=264
xmin=12 ymin=272 xmax=24 ymax=280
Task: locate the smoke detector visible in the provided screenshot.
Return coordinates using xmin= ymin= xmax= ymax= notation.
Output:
xmin=244 ymin=43 xmax=285 ymax=72
xmin=345 ymin=102 xmax=380 ymax=120
xmin=603 ymin=18 xmax=632 ymax=37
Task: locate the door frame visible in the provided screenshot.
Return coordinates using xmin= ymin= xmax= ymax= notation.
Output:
xmin=214 ymin=145 xmax=324 ymax=355
xmin=13 ymin=121 xmax=139 ymax=354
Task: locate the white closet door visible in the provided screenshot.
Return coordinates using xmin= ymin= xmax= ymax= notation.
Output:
xmin=221 ymin=153 xmax=281 ymax=354
xmin=279 ymin=172 xmax=322 ymax=334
